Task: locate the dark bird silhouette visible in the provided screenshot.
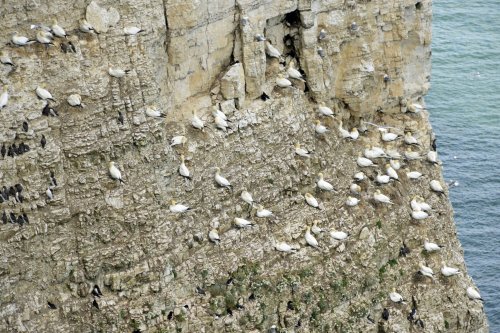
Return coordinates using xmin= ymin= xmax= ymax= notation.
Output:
xmin=92 ymin=285 xmax=103 ymax=297
xmin=47 ymin=301 xmax=57 ymax=309
xmin=167 ymin=311 xmax=174 ymax=320
xmin=196 ymin=286 xmax=205 ymax=295
xmin=1 ymin=144 xmax=5 ymax=158
xmin=41 ymin=135 xmax=46 ymax=148
xmin=382 ymin=308 xmax=389 ymax=321
xmin=118 ymin=112 xmax=124 ymax=125
xmin=1 ymin=211 xmax=7 ymax=224
xmin=92 ymin=299 xmax=99 ymax=309
xmin=22 ymin=121 xmax=29 ymax=132
xmin=22 ymin=213 xmax=29 ymax=224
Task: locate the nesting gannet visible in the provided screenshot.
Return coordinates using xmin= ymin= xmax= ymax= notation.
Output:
xmin=407 ymin=171 xmax=423 ymax=180
xmin=373 ymin=190 xmax=393 ymax=204
xmin=346 ymin=196 xmax=359 ymax=206
xmin=318 ymin=104 xmax=334 ymax=117
xmin=191 ymin=110 xmax=205 ymax=130
xmin=305 ymin=193 xmax=320 ymax=209
xmin=209 ymin=228 xmax=220 ymax=243
xmin=380 ymin=128 xmax=399 ymax=142
xmin=0 ymin=86 xmax=9 ymax=109
xmin=441 ymin=262 xmax=460 ymax=277
xmin=314 ymin=120 xmax=328 ymax=134
xmin=317 ymin=46 xmax=325 ymax=58
xmin=0 ymin=51 xmax=14 ymax=66
xmin=404 ymin=132 xmax=419 ymax=145
xmin=108 ymin=67 xmax=130 ymax=78
xmin=108 ymin=162 xmax=124 ymax=183
xmin=338 ymin=120 xmax=352 ymax=139
xmin=353 ymin=172 xmax=365 ymax=182
xmin=419 ymin=263 xmax=434 ymax=278
xmin=178 ymin=154 xmax=191 ymax=179
xmin=430 ymin=180 xmax=445 ymax=194
xmin=305 ymin=227 xmax=319 ymax=248
xmin=385 ymin=164 xmax=399 ymax=181
xmin=237 ymin=190 xmax=253 ymax=206
xmin=275 ymin=242 xmax=297 ymax=253
xmin=12 ymin=32 xmax=33 ymax=46
xmin=67 ymin=94 xmax=83 ymax=107
xmin=330 ymin=230 xmax=348 ymax=240
xmin=36 ymin=86 xmax=55 ymax=101
xmin=411 ymin=207 xmax=429 ymax=220
xmin=169 ymin=200 xmax=190 ymax=213
xmin=376 ymin=172 xmax=390 ymax=185
xmin=386 ymin=150 xmax=402 ymax=160
xmin=255 ymin=34 xmax=266 ymax=42
xmin=276 ymin=74 xmax=292 ymax=88
xmin=295 ymin=143 xmax=312 ymax=157
xmin=51 ymin=20 xmax=67 ymax=38
xmin=79 ymin=19 xmax=96 ymax=33
xmin=145 ymin=105 xmax=166 ymax=118
xmin=214 ymin=114 xmax=229 ymax=131
xmin=411 ymin=197 xmax=429 ymax=212
xmin=36 ymin=30 xmax=54 ymax=45
xmin=350 ymin=183 xmax=361 ymax=195
xmin=416 ymin=196 xmax=431 ymax=211
xmin=215 ymin=167 xmax=231 ymax=188
xmin=46 ymin=187 xmax=54 ymax=200
xmin=170 ymin=135 xmax=187 ymax=147
xmin=364 ymin=146 xmax=386 ymax=159
xmin=404 ymin=148 xmax=421 ymax=160
xmin=212 ymin=106 xmax=227 ymax=121
xmin=317 ymin=173 xmax=335 ymax=191
xmin=390 ymin=159 xmax=401 ymax=170
xmin=466 ymin=287 xmax=483 ymax=301
xmin=407 ymin=103 xmax=424 ymax=114
xmin=357 ymin=155 xmax=376 ymax=167
xmin=287 ymin=62 xmax=305 ymax=81
xmin=318 ymin=29 xmax=327 ymax=40
xmin=350 ymin=128 xmax=359 ymax=140
xmin=124 ymin=26 xmax=144 ymax=35
xmin=311 ymin=220 xmax=324 ymax=235
xmin=424 ymin=240 xmax=443 ymax=252
xmin=389 ymin=289 xmax=405 ymax=304
xmin=256 ymin=205 xmax=273 ymax=218
xmin=234 ymin=217 xmax=253 ymax=228
xmin=427 ymin=151 xmax=439 ymax=164
xmin=265 ymin=41 xmax=283 ymax=60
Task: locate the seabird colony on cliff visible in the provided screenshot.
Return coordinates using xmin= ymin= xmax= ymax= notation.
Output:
xmin=0 ymin=11 xmax=481 ymax=324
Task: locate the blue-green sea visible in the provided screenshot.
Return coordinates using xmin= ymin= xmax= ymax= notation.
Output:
xmin=427 ymin=0 xmax=500 ymax=329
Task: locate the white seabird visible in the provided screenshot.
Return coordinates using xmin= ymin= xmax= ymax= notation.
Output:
xmin=404 ymin=132 xmax=419 ymax=145
xmin=241 ymin=190 xmax=254 ymax=206
xmin=349 ymin=128 xmax=359 ymax=140
xmin=390 ymin=159 xmax=401 ymax=170
xmin=466 ymin=287 xmax=483 ymax=301
xmin=275 ymin=241 xmax=297 ymax=253
xmin=287 ymin=62 xmax=305 ymax=81
xmin=314 ymin=120 xmax=328 ymax=134
xmin=338 ymin=121 xmax=352 ymax=139
xmin=12 ymin=32 xmax=33 ymax=46
xmin=353 ymin=172 xmax=365 ymax=182
xmin=234 ymin=217 xmax=253 ymax=228
xmin=214 ymin=114 xmax=229 ymax=131
xmin=178 ymin=154 xmax=191 ymax=179
xmin=191 ymin=110 xmax=205 ymax=130
xmin=419 ymin=263 xmax=434 ymax=279
xmin=430 ymin=180 xmax=445 ymax=194
xmin=146 ymin=105 xmax=166 ymax=118
xmin=350 ymin=183 xmax=361 ymax=195
xmin=255 ymin=34 xmax=266 ymax=42
xmin=108 ymin=67 xmax=130 ymax=78
xmin=411 ymin=207 xmax=429 ymax=220
xmin=364 ymin=146 xmax=386 ymax=159
xmin=318 ymin=29 xmax=327 ymax=40
xmin=389 ymin=289 xmax=405 ymax=304
xmin=0 ymin=51 xmax=14 ymax=66
xmin=0 ymin=85 xmax=9 ymax=109
xmin=330 ymin=230 xmax=348 ymax=240
xmin=79 ymin=19 xmax=96 ymax=33
xmin=380 ymin=128 xmax=399 ymax=142
xmin=375 ymin=172 xmax=390 ymax=185
xmin=407 ymin=171 xmax=423 ymax=180
xmin=386 ymin=164 xmax=399 ymax=181
xmin=108 ymin=162 xmax=124 ymax=183
xmin=51 ymin=20 xmax=67 ymax=38
xmin=346 ymin=196 xmax=359 ymax=206
xmin=265 ymin=41 xmax=283 ymax=60
xmin=169 ymin=200 xmax=190 ymax=213
xmin=305 ymin=193 xmax=320 ymax=209
xmin=209 ymin=228 xmax=220 ymax=243
xmin=427 ymin=151 xmax=439 ymax=164
xmin=170 ymin=135 xmax=187 ymax=147
xmin=416 ymin=196 xmax=431 ymax=211
xmin=407 ymin=102 xmax=425 ymax=113
xmin=36 ymin=86 xmax=55 ymax=101
xmin=424 ymin=240 xmax=443 ymax=252
xmin=441 ymin=262 xmax=461 ymax=277
xmin=295 ymin=143 xmax=312 ymax=158
xmin=124 ymin=26 xmax=144 ymax=35
xmin=215 ymin=167 xmax=231 ymax=188
xmin=373 ymin=190 xmax=393 ymax=204
xmin=311 ymin=220 xmax=324 ymax=235
xmin=317 ymin=173 xmax=335 ymax=191
xmin=404 ymin=148 xmax=421 ymax=160
xmin=256 ymin=205 xmax=273 ymax=218
xmin=276 ymin=74 xmax=292 ymax=88
xmin=357 ymin=155 xmax=376 ymax=167
xmin=36 ymin=30 xmax=54 ymax=45
xmin=318 ymin=104 xmax=334 ymax=117
xmin=212 ymin=106 xmax=227 ymax=121
xmin=305 ymin=227 xmax=319 ymax=248
xmin=67 ymin=94 xmax=83 ymax=107
xmin=46 ymin=187 xmax=54 ymax=200
xmin=387 ymin=150 xmax=402 ymax=160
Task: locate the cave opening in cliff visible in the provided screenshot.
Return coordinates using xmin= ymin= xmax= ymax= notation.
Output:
xmin=415 ymin=1 xmax=422 ymax=10
xmin=283 ymin=9 xmax=301 ymax=27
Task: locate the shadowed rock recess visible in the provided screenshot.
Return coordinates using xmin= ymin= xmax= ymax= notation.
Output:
xmin=0 ymin=0 xmax=488 ymax=332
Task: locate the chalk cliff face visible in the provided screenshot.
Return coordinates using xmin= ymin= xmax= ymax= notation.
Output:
xmin=0 ymin=0 xmax=488 ymax=332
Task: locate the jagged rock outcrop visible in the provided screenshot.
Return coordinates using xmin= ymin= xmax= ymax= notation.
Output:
xmin=0 ymin=0 xmax=488 ymax=332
